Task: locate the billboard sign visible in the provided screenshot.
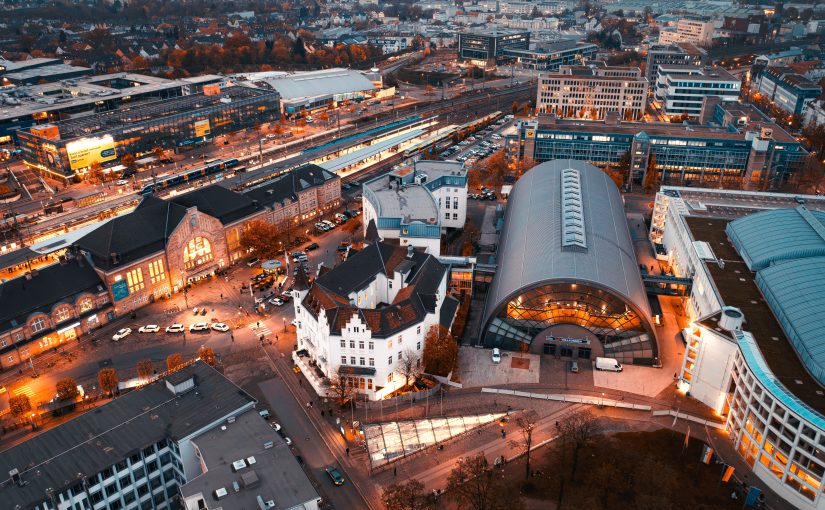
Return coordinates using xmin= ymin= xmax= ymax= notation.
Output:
xmin=66 ymin=135 xmax=117 ymax=171
xmin=194 ymin=119 xmax=211 ymax=138
xmin=111 ymin=280 xmax=129 ymax=302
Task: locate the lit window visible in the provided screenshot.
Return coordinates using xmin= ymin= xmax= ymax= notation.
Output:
xmin=78 ymin=297 xmax=94 ymax=313
xmin=148 ymin=259 xmax=166 ymax=284
xmin=126 ymin=268 xmax=145 ymax=293
xmin=30 ymin=317 xmax=46 ymax=333
xmin=54 ymin=307 xmax=72 ymax=323
xmin=183 ymin=237 xmax=213 ymax=269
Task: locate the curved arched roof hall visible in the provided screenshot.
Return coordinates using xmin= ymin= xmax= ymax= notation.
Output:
xmin=481 ymin=160 xmax=657 ymax=364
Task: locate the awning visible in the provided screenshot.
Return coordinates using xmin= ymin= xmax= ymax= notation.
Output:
xmin=57 ymin=322 xmax=81 ymax=334
xmin=261 ymin=259 xmax=282 ymax=270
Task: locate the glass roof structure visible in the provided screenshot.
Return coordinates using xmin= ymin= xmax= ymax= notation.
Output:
xmin=756 ymin=257 xmax=825 ymax=388
xmin=364 ymin=413 xmax=505 ymax=469
xmin=726 ymin=206 xmax=825 ymax=271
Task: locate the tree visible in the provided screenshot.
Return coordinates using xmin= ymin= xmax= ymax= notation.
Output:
xmin=558 ymin=409 xmax=601 ymax=482
xmin=198 ymin=346 xmax=218 ymax=366
xmin=240 ymin=220 xmax=282 ymax=259
xmin=56 ymin=378 xmax=80 ymax=401
xmin=137 ymin=359 xmax=154 ymax=379
xmin=9 ymin=395 xmax=32 ymax=421
xmin=510 ymin=410 xmax=538 ymax=480
xmin=511 ymin=101 xmax=520 ymax=115
xmin=397 ymin=348 xmax=422 ymax=389
xmin=642 ymin=153 xmax=659 ymax=193
xmin=342 ymin=218 xmax=362 ymax=236
xmin=86 ymin=161 xmax=105 ymax=184
xmin=152 ymin=146 xmax=166 ymax=161
xmin=121 ymin=153 xmax=136 ymax=170
xmin=446 ymin=454 xmax=523 ymax=510
xmin=97 ymin=368 xmax=118 ymax=396
xmin=328 ymin=366 xmax=356 ymax=406
xmin=381 ymin=479 xmax=433 ymax=510
xmin=422 ymin=325 xmax=458 ymax=377
xmin=166 ymin=353 xmax=184 ymax=370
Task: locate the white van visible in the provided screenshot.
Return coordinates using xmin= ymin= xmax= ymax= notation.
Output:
xmin=595 ymin=357 xmax=623 ymax=372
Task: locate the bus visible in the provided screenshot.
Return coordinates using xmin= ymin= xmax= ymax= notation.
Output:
xmin=140 ymin=158 xmax=239 ymax=195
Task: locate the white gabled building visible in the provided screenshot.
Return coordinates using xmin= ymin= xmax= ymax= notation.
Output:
xmin=292 ymin=240 xmax=457 ymax=400
xmin=361 ymin=160 xmax=467 ymax=256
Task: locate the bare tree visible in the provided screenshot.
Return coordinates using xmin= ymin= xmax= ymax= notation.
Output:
xmin=397 ymin=348 xmax=422 ymax=389
xmin=509 ymin=410 xmax=538 ymax=480
xmin=327 ymin=366 xmax=356 ymax=407
xmin=446 ymin=453 xmax=523 ymax=510
xmin=381 ymin=479 xmax=434 ymax=510
xmin=558 ymin=409 xmax=602 ymax=483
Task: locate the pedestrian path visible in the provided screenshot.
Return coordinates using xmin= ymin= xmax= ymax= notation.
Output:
xmin=249 ymin=322 xmax=272 ymax=338
xmin=13 ymin=385 xmax=35 ymax=400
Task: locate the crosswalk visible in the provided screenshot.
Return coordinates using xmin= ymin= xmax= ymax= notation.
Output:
xmin=13 ymin=385 xmax=35 ymax=400
xmin=249 ymin=322 xmax=272 ymax=338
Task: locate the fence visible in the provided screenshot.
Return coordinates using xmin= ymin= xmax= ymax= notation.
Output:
xmin=481 ymin=387 xmax=652 ymax=411
xmin=652 ymin=409 xmax=725 ymax=429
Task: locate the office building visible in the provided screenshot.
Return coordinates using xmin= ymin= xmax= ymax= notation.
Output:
xmin=362 ymin=160 xmax=467 ymax=255
xmin=650 ymin=186 xmax=825 ymax=510
xmin=481 ymin=160 xmax=658 ymax=363
xmin=0 ymin=361 xmax=262 ymax=510
xmin=518 ymin=101 xmax=807 ymax=189
xmin=504 ymin=40 xmax=598 ymax=71
xmin=457 ymin=27 xmax=530 ymax=65
xmin=180 ymin=409 xmax=320 ymax=510
xmin=658 ymin=17 xmax=715 ymax=47
xmin=654 ymin=65 xmax=741 ymax=118
xmin=292 ymin=240 xmax=454 ymax=400
xmin=16 ymin=85 xmax=279 ymax=181
xmin=752 ymin=66 xmax=823 ymax=116
xmin=537 ymin=65 xmax=648 ymax=121
xmin=646 ymin=43 xmax=706 ymax=82
xmin=0 ymin=72 xmax=223 ymax=144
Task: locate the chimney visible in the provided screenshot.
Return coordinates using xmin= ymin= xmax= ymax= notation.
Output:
xmin=406 ymin=245 xmax=414 ymax=259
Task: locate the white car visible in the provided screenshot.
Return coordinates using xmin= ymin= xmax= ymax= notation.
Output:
xmin=189 ymin=322 xmax=210 ymax=332
xmin=166 ymin=323 xmax=185 ymax=334
xmin=284 ymin=437 xmax=293 ymax=446
xmin=211 ymin=322 xmax=230 ymax=332
xmin=138 ymin=325 xmax=159 ymax=333
xmin=269 ymin=297 xmax=285 ymax=306
xmin=270 ymin=422 xmax=281 ymax=431
xmin=491 ymin=348 xmax=501 ymax=364
xmin=112 ymin=328 xmax=132 ymax=341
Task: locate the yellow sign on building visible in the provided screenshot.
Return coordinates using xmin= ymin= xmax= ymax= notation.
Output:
xmin=65 ymin=135 xmax=117 ymax=171
xmin=194 ymin=119 xmax=211 ymax=138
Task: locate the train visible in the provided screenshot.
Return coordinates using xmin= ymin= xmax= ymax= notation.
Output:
xmin=140 ymin=158 xmax=240 ymax=195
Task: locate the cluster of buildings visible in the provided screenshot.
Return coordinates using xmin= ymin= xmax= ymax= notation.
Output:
xmin=0 ymin=361 xmax=321 ymax=510
xmin=0 ymin=165 xmax=340 ymax=369
xmin=651 ymin=186 xmax=825 ymax=510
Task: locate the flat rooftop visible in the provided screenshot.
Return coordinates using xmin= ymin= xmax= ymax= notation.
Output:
xmin=463 ymin=27 xmax=529 ymax=37
xmin=180 ymin=410 xmax=319 ymax=510
xmin=3 ymin=64 xmax=91 ymax=82
xmin=533 ymin=116 xmax=798 ymax=144
xmin=0 ymin=73 xmax=223 ymax=122
xmin=657 ymin=65 xmax=738 ymax=81
xmin=365 ymin=176 xmax=439 ymax=225
xmin=686 ymin=217 xmax=825 ymax=415
xmin=662 ymin=187 xmax=825 ymax=218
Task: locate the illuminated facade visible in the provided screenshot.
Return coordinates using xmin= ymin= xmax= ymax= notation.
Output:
xmin=652 ymin=186 xmax=825 ymax=509
xmin=481 ymin=160 xmax=657 ymax=364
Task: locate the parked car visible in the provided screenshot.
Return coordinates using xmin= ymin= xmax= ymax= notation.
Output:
xmin=570 ymin=361 xmax=580 ymax=373
xmin=112 ymin=328 xmax=132 ymax=341
xmin=246 ymin=257 xmax=260 ymax=267
xmin=189 ymin=322 xmax=210 ymax=332
xmin=211 ymin=323 xmax=230 ymax=332
xmin=337 ymin=242 xmax=350 ymax=252
xmin=270 ymin=422 xmax=281 ymax=431
xmin=166 ymin=323 xmax=185 ymax=334
xmin=269 ymin=297 xmax=285 ymax=306
xmin=259 ymin=409 xmax=271 ymax=419
xmin=305 ymin=242 xmax=320 ymax=251
xmin=491 ymin=348 xmax=501 ymax=364
xmin=326 ymin=467 xmax=345 ymax=485
xmin=138 ymin=325 xmax=159 ymax=333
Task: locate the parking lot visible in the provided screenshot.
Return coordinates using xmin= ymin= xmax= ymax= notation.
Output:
xmin=457 ymin=346 xmax=541 ymax=387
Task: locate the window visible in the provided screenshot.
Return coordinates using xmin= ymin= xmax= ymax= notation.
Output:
xmin=360 ymin=357 xmax=365 ymax=365
xmin=54 ymin=306 xmax=72 ymax=323
xmin=350 ymin=340 xmax=355 ymax=349
xmin=30 ymin=317 xmax=46 ymax=333
xmin=398 ymin=335 xmax=402 ymax=345
xmin=78 ymin=297 xmax=95 ymax=313
xmin=340 ymin=339 xmax=346 ymax=348
xmin=369 ymin=357 xmax=374 ymax=366
xmin=183 ymin=237 xmax=213 ymax=269
xmin=398 ymin=351 xmax=402 ymax=360
xmin=359 ymin=341 xmax=364 ymax=349
xmin=148 ymin=259 xmax=166 ymax=284
xmin=350 ymin=356 xmax=356 ymax=364
xmin=369 ymin=341 xmax=374 ymax=350
xmin=341 ymin=356 xmax=347 ymax=364
xmin=445 ymin=212 xmax=450 ymax=219
xmin=389 ymin=280 xmax=393 ymax=289
xmin=388 ymin=356 xmax=393 ymax=365
xmin=417 ymin=341 xmax=421 ymax=350
xmin=126 ymin=268 xmax=145 ymax=293
xmin=453 ymin=213 xmax=458 ymax=220
xmin=13 ymin=331 xmax=23 ymax=342
xmin=453 ymin=201 xmax=458 ymax=210
xmin=417 ymin=326 xmax=421 ymax=334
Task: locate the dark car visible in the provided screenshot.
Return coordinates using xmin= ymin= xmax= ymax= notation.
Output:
xmin=325 ymin=467 xmax=345 ymax=486
xmin=305 ymin=242 xmax=320 ymax=251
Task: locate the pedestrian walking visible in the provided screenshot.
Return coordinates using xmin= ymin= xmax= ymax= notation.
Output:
xmin=299 ymin=379 xmax=302 ymax=386
xmin=393 ymin=466 xmax=397 ymax=476
xmin=346 ymin=447 xmax=350 ymax=456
